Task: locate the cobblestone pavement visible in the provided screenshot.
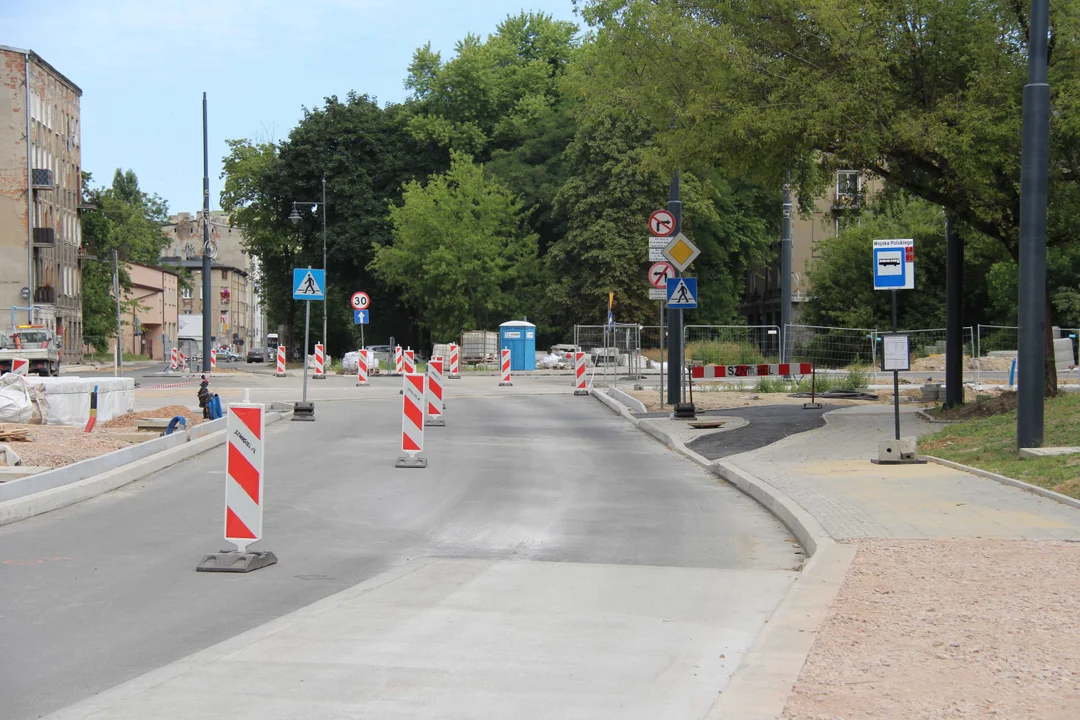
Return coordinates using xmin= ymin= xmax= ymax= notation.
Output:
xmin=727 ymin=406 xmax=1080 ymax=541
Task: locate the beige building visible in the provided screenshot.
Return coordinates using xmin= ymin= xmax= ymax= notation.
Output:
xmin=0 ymin=46 xmax=84 ymax=363
xmin=112 ymin=262 xmax=178 ymax=361
xmin=741 ymin=169 xmax=880 ymax=328
xmin=160 ymin=211 xmax=262 ymax=352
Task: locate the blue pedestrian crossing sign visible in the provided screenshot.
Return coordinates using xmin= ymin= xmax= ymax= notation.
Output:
xmin=353 ymin=310 xmax=369 ymax=324
xmin=666 ymin=277 xmax=698 ymax=309
xmin=293 ymin=268 xmax=325 ymax=300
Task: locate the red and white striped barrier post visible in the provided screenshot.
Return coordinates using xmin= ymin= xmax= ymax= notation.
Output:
xmin=275 ymin=345 xmax=286 ymax=377
xmin=573 ymin=351 xmax=589 ymax=395
xmin=313 ymin=343 xmax=326 ymax=379
xmin=10 ymin=357 xmax=28 ymax=376
xmin=448 ymin=343 xmax=461 ymax=379
xmin=499 ymin=347 xmax=513 ymax=387
xmin=403 ymin=348 xmax=415 ymax=375
xmin=170 ymin=347 xmax=178 ymax=371
xmin=210 ymin=348 xmax=217 ymax=371
xmin=426 ymin=357 xmax=445 ymax=426
xmin=179 ymin=351 xmax=188 ymax=372
xmin=356 ymin=347 xmax=368 ymax=387
xmin=396 ymin=373 xmax=427 ymax=468
xmin=196 ymin=402 xmax=277 ymax=572
xmin=393 ymin=345 xmax=403 ymax=376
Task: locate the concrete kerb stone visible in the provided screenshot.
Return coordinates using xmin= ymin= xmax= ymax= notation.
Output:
xmin=924 ymin=454 xmax=1080 ymax=512
xmin=0 ymin=410 xmax=292 ymax=527
xmin=605 ymin=386 xmax=648 ymax=413
xmin=591 ymin=388 xmax=856 ymax=720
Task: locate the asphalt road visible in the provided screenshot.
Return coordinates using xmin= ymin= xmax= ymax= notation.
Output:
xmin=683 ymin=404 xmax=844 ymax=461
xmin=0 ymin=388 xmax=800 ymax=719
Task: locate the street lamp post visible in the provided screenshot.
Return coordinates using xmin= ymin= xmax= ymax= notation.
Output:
xmin=289 ymin=176 xmax=327 ymax=361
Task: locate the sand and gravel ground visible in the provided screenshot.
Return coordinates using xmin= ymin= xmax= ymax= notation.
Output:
xmin=783 ymin=539 xmax=1080 ymax=720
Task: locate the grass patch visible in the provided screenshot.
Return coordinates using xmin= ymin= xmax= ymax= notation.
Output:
xmin=921 ymin=392 xmax=1080 ymax=499
xmin=686 ymin=341 xmax=766 ymax=366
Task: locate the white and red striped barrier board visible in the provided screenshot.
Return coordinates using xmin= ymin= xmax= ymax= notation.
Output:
xmin=691 ymin=363 xmax=812 ymax=379
xmin=10 ymin=357 xmax=28 ymax=376
xmin=393 ymin=346 xmax=403 ymax=375
xmin=314 ymin=343 xmax=325 ymax=376
xmin=170 ymin=348 xmax=178 ymax=371
xmin=356 ymin=347 xmax=368 ymax=385
xmin=224 ymin=403 xmax=265 ymax=553
xmin=499 ymin=347 xmax=512 ymax=386
xmin=403 ymin=349 xmax=415 ymax=375
xmin=426 ymin=357 xmax=444 ymax=424
xmin=179 ymin=351 xmax=187 ymax=370
xmin=401 ymin=373 xmax=425 ymax=457
xmin=210 ymin=348 xmax=217 ymax=370
xmin=574 ymin=352 xmax=587 ymax=390
xmin=448 ymin=343 xmax=461 ymax=378
xmin=276 ymin=345 xmax=286 ymax=376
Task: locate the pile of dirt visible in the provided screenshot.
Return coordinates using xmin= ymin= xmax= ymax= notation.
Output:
xmin=100 ymin=405 xmax=205 ymax=429
xmin=2 ymin=425 xmax=135 ymax=468
xmin=908 ymin=355 xmax=1015 ymax=373
xmin=927 ymin=391 xmax=1017 ymax=421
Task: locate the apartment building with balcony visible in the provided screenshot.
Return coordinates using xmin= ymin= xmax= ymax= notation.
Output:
xmin=0 ymin=46 xmax=84 ymax=362
xmin=741 ymin=170 xmax=881 ymax=329
xmin=160 ymin=211 xmax=263 ymax=352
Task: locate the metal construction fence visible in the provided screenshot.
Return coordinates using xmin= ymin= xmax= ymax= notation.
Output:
xmin=683 ymin=325 xmax=781 ymax=365
xmin=573 ymin=324 xmax=645 ymax=384
xmin=783 ymin=325 xmax=877 ymax=371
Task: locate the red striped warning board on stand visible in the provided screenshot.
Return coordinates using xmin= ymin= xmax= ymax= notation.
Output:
xmin=426 ymin=357 xmax=444 ymax=426
xmin=224 ymin=403 xmax=265 ymax=552
xmin=397 ymin=373 xmax=427 ymax=468
xmin=691 ymin=363 xmax=812 ymax=379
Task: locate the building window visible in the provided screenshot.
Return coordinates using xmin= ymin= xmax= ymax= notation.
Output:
xmin=180 ymin=286 xmax=192 ymax=300
xmin=221 ymin=270 xmax=229 ymax=280
xmin=836 ymin=170 xmax=861 ymax=208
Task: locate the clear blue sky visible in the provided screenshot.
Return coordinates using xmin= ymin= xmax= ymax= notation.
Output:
xmin=3 ymin=0 xmax=580 ymax=214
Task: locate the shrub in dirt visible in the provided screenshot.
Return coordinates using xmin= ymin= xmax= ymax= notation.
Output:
xmin=796 ymin=373 xmax=833 ymax=393
xmin=755 ymin=376 xmax=790 ymax=393
xmin=687 ymin=341 xmax=766 ymax=366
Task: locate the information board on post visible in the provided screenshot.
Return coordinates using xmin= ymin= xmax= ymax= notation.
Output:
xmin=881 ymin=333 xmax=911 ymax=371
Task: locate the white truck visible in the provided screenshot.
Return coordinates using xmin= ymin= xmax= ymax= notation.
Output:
xmin=0 ymin=325 xmax=61 ymax=376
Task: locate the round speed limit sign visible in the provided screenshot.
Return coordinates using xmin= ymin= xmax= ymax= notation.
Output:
xmin=350 ymin=291 xmax=371 ymax=311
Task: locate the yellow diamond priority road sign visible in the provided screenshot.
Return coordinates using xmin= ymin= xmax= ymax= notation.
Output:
xmin=662 ymin=232 xmax=700 ymax=272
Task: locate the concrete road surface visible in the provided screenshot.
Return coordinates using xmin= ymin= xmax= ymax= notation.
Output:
xmin=1 ymin=385 xmax=800 ymax=719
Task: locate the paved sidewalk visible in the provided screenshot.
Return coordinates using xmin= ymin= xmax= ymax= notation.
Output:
xmin=726 ymin=405 xmax=1080 ymax=541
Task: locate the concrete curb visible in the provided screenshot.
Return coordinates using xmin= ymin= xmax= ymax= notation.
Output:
xmin=924 ymin=454 xmax=1080 ymax=512
xmin=0 ymin=411 xmax=291 ymax=527
xmin=590 ymin=389 xmax=854 ymax=720
xmin=605 ymin=386 xmax=648 ymax=413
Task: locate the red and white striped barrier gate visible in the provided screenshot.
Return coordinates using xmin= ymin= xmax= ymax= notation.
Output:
xmin=356 ymin=347 xmax=368 ymax=386
xmin=426 ymin=357 xmax=445 ymax=426
xmin=393 ymin=345 xmax=403 ymax=376
xmin=10 ymin=357 xmax=28 ymax=376
xmin=573 ymin=351 xmax=589 ymax=395
xmin=275 ymin=345 xmax=286 ymax=377
xmin=690 ymin=363 xmax=812 ymax=379
xmin=196 ymin=402 xmax=277 ymax=572
xmin=499 ymin=347 xmax=513 ymax=387
xmin=447 ymin=343 xmax=461 ymax=379
xmin=210 ymin=348 xmax=217 ymax=371
xmin=396 ymin=373 xmax=427 ymax=468
xmin=403 ymin=348 xmax=415 ymax=375
xmin=170 ymin=347 xmax=178 ymax=371
xmin=313 ymin=343 xmax=326 ymax=379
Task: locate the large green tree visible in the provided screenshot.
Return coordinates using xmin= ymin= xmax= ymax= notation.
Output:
xmin=80 ymin=170 xmax=171 ymax=341
xmin=370 ymin=152 xmax=540 ymax=339
xmin=577 ymin=0 xmax=1080 ymax=390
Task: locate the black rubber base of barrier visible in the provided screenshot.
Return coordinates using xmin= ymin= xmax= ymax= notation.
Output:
xmin=196 ymin=550 xmax=278 ymax=573
xmin=396 ymin=456 xmax=427 ymax=468
xmin=574 ymin=389 xmax=590 ymax=396
xmin=803 ymin=402 xmax=824 ymax=409
xmin=292 ymin=401 xmax=316 ymax=421
xmin=499 ymin=382 xmax=513 ymax=387
xmin=425 ymin=418 xmax=446 ymax=427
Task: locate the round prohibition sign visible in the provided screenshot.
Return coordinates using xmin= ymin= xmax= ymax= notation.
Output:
xmin=350 ymin=291 xmax=371 ymax=311
xmin=648 ymin=209 xmax=676 ymax=236
xmin=648 ymin=261 xmax=675 ymax=289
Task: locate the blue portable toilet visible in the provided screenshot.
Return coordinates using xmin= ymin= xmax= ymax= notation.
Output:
xmin=499 ymin=320 xmax=536 ymax=371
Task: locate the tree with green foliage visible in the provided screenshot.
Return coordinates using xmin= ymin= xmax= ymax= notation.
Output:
xmin=576 ymin=0 xmax=1080 ymax=391
xmin=80 ymin=170 xmax=171 ymax=341
xmin=370 ymin=152 xmax=540 ymax=339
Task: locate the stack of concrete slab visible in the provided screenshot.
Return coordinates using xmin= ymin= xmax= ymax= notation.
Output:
xmin=26 ymin=377 xmax=134 ymax=426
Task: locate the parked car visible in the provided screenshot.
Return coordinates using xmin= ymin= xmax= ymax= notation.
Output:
xmin=220 ymin=350 xmax=241 ymax=363
xmin=246 ymin=346 xmax=265 ymax=363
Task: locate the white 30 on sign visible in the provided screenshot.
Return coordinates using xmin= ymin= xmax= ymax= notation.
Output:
xmin=350 ymin=291 xmax=371 ymax=311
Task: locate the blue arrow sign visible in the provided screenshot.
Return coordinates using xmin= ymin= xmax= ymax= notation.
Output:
xmin=666 ymin=277 xmax=697 ymax=309
xmin=292 ymin=268 xmax=325 ymax=301
xmin=353 ymin=310 xmax=369 ymax=325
